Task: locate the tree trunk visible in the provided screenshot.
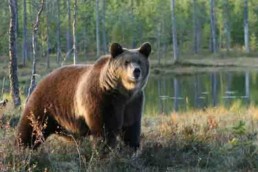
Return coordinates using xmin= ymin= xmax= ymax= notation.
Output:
xmin=95 ymin=0 xmax=100 ymax=57
xmin=15 ymin=0 xmax=19 ymax=36
xmin=72 ymin=0 xmax=77 ymax=65
xmin=130 ymin=0 xmax=136 ymax=48
xmin=244 ymin=0 xmax=249 ymax=53
xmin=157 ymin=23 xmax=161 ymax=64
xmin=9 ymin=0 xmax=21 ymax=107
xmin=46 ymin=0 xmax=50 ymax=68
xmin=223 ymin=0 xmax=231 ymax=52
xmin=170 ymin=0 xmax=178 ymax=62
xmin=56 ymin=0 xmax=61 ymax=64
xmin=66 ymin=0 xmax=72 ymax=54
xmin=210 ymin=0 xmax=217 ymax=53
xmin=22 ymin=0 xmax=28 ymax=66
xmin=192 ymin=0 xmax=198 ymax=54
xmin=84 ymin=17 xmax=87 ymax=59
xmin=28 ymin=0 xmax=44 ymax=97
xmin=101 ymin=0 xmax=107 ymax=54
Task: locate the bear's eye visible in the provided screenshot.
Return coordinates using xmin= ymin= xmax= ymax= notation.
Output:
xmin=124 ymin=60 xmax=130 ymax=66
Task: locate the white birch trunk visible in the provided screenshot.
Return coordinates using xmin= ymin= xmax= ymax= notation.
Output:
xmin=244 ymin=0 xmax=249 ymax=53
xmin=95 ymin=0 xmax=100 ymax=57
xmin=56 ymin=0 xmax=61 ymax=64
xmin=170 ymin=0 xmax=178 ymax=62
xmin=210 ymin=0 xmax=217 ymax=53
xmin=72 ymin=0 xmax=77 ymax=64
xmin=22 ymin=0 xmax=28 ymax=66
xmin=28 ymin=0 xmax=44 ymax=97
xmin=46 ymin=0 xmax=50 ymax=68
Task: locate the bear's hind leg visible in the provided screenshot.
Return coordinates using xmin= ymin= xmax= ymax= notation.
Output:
xmin=16 ymin=110 xmax=58 ymax=149
xmin=32 ymin=115 xmax=61 ymax=149
xmin=16 ymin=115 xmax=34 ymax=148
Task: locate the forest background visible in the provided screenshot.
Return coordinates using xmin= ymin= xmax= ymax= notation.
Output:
xmin=1 ymin=0 xmax=258 ymax=67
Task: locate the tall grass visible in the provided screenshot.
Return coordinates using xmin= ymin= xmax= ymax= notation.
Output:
xmin=0 ymin=103 xmax=258 ymax=171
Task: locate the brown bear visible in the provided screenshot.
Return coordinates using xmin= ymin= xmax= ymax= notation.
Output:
xmin=16 ymin=42 xmax=151 ymax=150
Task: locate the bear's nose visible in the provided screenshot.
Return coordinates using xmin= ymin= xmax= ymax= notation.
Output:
xmin=133 ymin=68 xmax=141 ymax=79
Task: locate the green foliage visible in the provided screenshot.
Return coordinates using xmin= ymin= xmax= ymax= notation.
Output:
xmin=250 ymin=33 xmax=257 ymax=51
xmin=2 ymin=0 xmax=258 ymax=60
xmin=233 ymin=120 xmax=246 ymax=135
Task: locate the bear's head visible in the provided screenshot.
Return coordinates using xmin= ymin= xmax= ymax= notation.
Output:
xmin=108 ymin=42 xmax=151 ymax=92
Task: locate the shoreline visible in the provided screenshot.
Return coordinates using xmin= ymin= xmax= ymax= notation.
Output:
xmin=150 ymin=57 xmax=258 ymax=75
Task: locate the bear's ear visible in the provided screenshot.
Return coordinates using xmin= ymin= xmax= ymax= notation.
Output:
xmin=110 ymin=43 xmax=124 ymax=58
xmin=139 ymin=42 xmax=151 ymax=58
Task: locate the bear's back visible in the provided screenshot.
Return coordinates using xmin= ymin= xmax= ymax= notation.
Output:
xmin=26 ymin=65 xmax=92 ymax=121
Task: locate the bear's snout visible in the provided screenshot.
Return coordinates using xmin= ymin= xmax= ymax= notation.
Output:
xmin=133 ymin=68 xmax=141 ymax=79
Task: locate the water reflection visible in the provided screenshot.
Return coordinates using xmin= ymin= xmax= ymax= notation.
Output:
xmin=145 ymin=71 xmax=255 ymax=115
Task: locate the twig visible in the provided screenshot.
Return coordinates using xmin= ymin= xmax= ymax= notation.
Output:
xmin=69 ymin=134 xmax=82 ymax=171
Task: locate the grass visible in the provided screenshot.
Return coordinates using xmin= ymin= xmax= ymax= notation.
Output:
xmin=1 ymin=103 xmax=258 ymax=171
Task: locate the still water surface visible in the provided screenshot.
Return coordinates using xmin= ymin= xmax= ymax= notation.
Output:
xmin=144 ymin=70 xmax=258 ymax=115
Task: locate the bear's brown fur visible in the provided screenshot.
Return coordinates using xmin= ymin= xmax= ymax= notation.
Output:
xmin=16 ymin=42 xmax=151 ymax=149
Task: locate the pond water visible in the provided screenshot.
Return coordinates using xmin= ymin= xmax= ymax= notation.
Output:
xmin=1 ymin=69 xmax=258 ymax=116
xmin=144 ymin=70 xmax=258 ymax=115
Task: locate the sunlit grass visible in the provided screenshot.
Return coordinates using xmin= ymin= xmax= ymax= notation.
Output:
xmin=0 ymin=101 xmax=258 ymax=171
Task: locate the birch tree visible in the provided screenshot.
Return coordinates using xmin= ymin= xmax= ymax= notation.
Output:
xmin=170 ymin=0 xmax=178 ymax=62
xmin=101 ymin=0 xmax=107 ymax=54
xmin=15 ymin=0 xmax=18 ymax=36
xmin=22 ymin=0 xmax=28 ymax=66
xmin=210 ymin=0 xmax=217 ymax=53
xmin=56 ymin=0 xmax=61 ymax=64
xmin=46 ymin=0 xmax=50 ymax=68
xmin=66 ymin=0 xmax=72 ymax=53
xmin=157 ymin=23 xmax=161 ymax=64
xmin=244 ymin=0 xmax=249 ymax=53
xmin=96 ymin=0 xmax=100 ymax=57
xmin=9 ymin=0 xmax=21 ymax=107
xmin=192 ymin=0 xmax=199 ymax=54
xmin=223 ymin=0 xmax=231 ymax=52
xmin=72 ymin=0 xmax=77 ymax=64
xmin=28 ymin=0 xmax=44 ymax=97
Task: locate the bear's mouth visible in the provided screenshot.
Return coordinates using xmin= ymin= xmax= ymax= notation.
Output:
xmin=122 ymin=77 xmax=142 ymax=90
xmin=128 ymin=77 xmax=141 ymax=84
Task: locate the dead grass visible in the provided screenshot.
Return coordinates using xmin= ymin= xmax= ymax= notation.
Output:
xmin=0 ymin=103 xmax=258 ymax=171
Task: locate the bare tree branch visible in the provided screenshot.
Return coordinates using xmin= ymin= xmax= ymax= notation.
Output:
xmin=28 ymin=0 xmax=45 ymax=98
